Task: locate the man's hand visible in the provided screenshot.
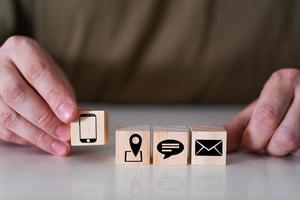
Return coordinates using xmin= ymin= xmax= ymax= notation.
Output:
xmin=226 ymin=68 xmax=300 ymax=156
xmin=0 ymin=36 xmax=78 ymax=156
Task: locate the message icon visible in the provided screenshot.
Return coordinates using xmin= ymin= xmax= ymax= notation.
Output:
xmin=157 ymin=139 xmax=184 ymax=159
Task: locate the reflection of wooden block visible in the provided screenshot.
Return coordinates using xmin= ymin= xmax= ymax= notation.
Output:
xmin=71 ymin=110 xmax=109 ymax=146
xmin=190 ymin=126 xmax=226 ymax=165
xmin=115 ymin=125 xmax=151 ymax=165
xmin=153 ymin=126 xmax=189 ymax=165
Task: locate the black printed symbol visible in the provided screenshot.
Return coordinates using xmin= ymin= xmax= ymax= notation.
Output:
xmin=195 ymin=140 xmax=223 ymax=156
xmin=79 ymin=114 xmax=97 ymax=143
xmin=157 ymin=139 xmax=184 ymax=159
xmin=125 ymin=134 xmax=143 ymax=162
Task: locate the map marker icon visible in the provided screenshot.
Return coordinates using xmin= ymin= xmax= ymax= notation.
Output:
xmin=129 ymin=134 xmax=142 ymax=156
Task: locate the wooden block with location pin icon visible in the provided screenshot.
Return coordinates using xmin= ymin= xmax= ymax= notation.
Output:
xmin=153 ymin=126 xmax=189 ymax=165
xmin=115 ymin=125 xmax=151 ymax=165
xmin=190 ymin=125 xmax=227 ymax=165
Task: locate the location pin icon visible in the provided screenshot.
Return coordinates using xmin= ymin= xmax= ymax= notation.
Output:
xmin=129 ymin=134 xmax=142 ymax=156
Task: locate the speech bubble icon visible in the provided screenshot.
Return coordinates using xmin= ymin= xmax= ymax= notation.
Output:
xmin=157 ymin=139 xmax=184 ymax=159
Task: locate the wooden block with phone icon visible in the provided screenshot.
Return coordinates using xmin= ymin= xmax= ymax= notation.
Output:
xmin=153 ymin=126 xmax=189 ymax=165
xmin=190 ymin=125 xmax=227 ymax=165
xmin=71 ymin=110 xmax=109 ymax=146
xmin=115 ymin=125 xmax=151 ymax=165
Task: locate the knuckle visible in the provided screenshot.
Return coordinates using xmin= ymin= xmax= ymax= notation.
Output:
xmin=270 ymin=69 xmax=299 ymax=83
xmin=1 ymin=82 xmax=25 ymax=103
xmin=278 ymin=68 xmax=300 ymax=77
xmin=1 ymin=132 xmax=13 ymax=142
xmin=46 ymin=87 xmax=66 ymax=106
xmin=255 ymin=103 xmax=278 ymax=128
xmin=1 ymin=131 xmax=13 ymax=142
xmin=0 ymin=111 xmax=18 ymax=128
xmin=2 ymin=36 xmax=32 ymax=50
xmin=4 ymin=36 xmax=27 ymax=46
xmin=33 ymin=132 xmax=47 ymax=147
xmin=36 ymin=112 xmax=55 ymax=130
xmin=26 ymin=60 xmax=48 ymax=82
xmin=2 ymin=36 xmax=40 ymax=58
xmin=274 ymin=128 xmax=299 ymax=151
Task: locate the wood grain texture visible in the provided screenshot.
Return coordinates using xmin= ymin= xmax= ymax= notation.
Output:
xmin=71 ymin=110 xmax=109 ymax=146
xmin=190 ymin=125 xmax=227 ymax=165
xmin=153 ymin=126 xmax=189 ymax=165
xmin=115 ymin=125 xmax=151 ymax=165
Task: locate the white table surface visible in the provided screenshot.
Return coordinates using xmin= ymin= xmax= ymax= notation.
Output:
xmin=0 ymin=104 xmax=300 ymax=200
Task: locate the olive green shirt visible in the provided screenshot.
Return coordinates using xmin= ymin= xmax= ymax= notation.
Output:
xmin=1 ymin=0 xmax=300 ymax=102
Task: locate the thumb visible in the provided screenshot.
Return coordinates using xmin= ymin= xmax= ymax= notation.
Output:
xmin=224 ymin=100 xmax=256 ymax=152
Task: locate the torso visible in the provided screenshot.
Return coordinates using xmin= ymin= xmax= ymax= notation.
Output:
xmin=33 ymin=0 xmax=300 ymax=102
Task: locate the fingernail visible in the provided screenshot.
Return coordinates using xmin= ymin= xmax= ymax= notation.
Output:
xmin=58 ymin=102 xmax=76 ymax=122
xmin=51 ymin=141 xmax=69 ymax=156
xmin=54 ymin=124 xmax=70 ymax=142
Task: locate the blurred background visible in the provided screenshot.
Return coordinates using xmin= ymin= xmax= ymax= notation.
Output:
xmin=1 ymin=0 xmax=300 ymax=103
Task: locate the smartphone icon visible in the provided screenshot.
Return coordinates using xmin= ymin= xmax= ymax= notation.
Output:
xmin=79 ymin=113 xmax=97 ymax=143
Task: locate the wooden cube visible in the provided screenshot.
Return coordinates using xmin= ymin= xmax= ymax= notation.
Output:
xmin=153 ymin=126 xmax=189 ymax=165
xmin=115 ymin=125 xmax=151 ymax=165
xmin=190 ymin=125 xmax=227 ymax=165
xmin=71 ymin=110 xmax=109 ymax=146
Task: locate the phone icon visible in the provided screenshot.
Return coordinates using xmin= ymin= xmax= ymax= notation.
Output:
xmin=79 ymin=113 xmax=97 ymax=143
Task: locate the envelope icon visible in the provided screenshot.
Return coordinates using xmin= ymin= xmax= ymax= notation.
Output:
xmin=195 ymin=140 xmax=223 ymax=156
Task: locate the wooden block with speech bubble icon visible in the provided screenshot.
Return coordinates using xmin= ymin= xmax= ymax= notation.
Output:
xmin=115 ymin=125 xmax=151 ymax=165
xmin=71 ymin=110 xmax=109 ymax=146
xmin=190 ymin=125 xmax=227 ymax=165
xmin=153 ymin=126 xmax=189 ymax=165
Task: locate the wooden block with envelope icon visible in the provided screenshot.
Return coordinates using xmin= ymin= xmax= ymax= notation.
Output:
xmin=190 ymin=125 xmax=227 ymax=165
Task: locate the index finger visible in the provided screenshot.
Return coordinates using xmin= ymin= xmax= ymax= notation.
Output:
xmin=224 ymin=100 xmax=255 ymax=152
xmin=243 ymin=71 xmax=295 ymax=152
xmin=2 ymin=36 xmax=78 ymax=123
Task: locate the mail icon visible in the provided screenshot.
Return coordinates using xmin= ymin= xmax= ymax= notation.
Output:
xmin=195 ymin=140 xmax=223 ymax=156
